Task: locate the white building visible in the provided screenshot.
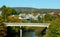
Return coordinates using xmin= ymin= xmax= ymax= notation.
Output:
xmin=19 ymin=13 xmax=42 ymax=20
xmin=48 ymin=12 xmax=54 ymax=15
xmin=19 ymin=14 xmax=26 ymax=19
xmin=33 ymin=13 xmax=40 ymax=20
xmin=19 ymin=14 xmax=26 ymax=17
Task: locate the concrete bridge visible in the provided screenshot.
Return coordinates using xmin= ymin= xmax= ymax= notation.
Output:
xmin=5 ymin=23 xmax=50 ymax=37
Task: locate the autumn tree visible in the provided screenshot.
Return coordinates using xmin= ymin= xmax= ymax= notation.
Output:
xmin=0 ymin=16 xmax=7 ymax=37
xmin=7 ymin=16 xmax=22 ymax=23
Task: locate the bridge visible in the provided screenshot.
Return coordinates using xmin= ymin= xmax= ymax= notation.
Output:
xmin=5 ymin=23 xmax=50 ymax=37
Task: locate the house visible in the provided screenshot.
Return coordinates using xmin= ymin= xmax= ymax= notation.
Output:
xmin=41 ymin=14 xmax=46 ymax=18
xmin=19 ymin=14 xmax=26 ymax=19
xmin=18 ymin=13 xmax=41 ymax=20
xmin=19 ymin=14 xmax=26 ymax=17
xmin=33 ymin=13 xmax=40 ymax=20
xmin=48 ymin=12 xmax=55 ymax=15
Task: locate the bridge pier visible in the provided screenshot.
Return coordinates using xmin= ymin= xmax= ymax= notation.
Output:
xmin=20 ymin=26 xmax=22 ymax=37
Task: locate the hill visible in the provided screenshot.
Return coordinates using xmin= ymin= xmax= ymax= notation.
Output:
xmin=11 ymin=7 xmax=60 ymax=13
xmin=0 ymin=7 xmax=60 ymax=13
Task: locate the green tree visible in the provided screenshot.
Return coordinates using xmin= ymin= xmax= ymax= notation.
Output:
xmin=1 ymin=5 xmax=17 ymax=22
xmin=0 ymin=16 xmax=4 ymax=23
xmin=12 ymin=9 xmax=17 ymax=15
xmin=1 ymin=5 xmax=7 ymax=21
xmin=44 ymin=14 xmax=56 ymax=22
xmin=1 ymin=5 xmax=6 ymax=16
xmin=38 ymin=15 xmax=43 ymax=23
xmin=44 ymin=21 xmax=60 ymax=37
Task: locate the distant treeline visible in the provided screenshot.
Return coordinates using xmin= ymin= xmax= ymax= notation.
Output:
xmin=0 ymin=7 xmax=60 ymax=14
xmin=12 ymin=7 xmax=60 ymax=14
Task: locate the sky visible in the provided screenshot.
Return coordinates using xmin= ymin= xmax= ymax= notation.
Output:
xmin=0 ymin=0 xmax=60 ymax=9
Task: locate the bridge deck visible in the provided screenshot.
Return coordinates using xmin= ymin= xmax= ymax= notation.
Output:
xmin=5 ymin=23 xmax=50 ymax=28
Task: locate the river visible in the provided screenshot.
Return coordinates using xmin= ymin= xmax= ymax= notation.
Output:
xmin=23 ymin=30 xmax=38 ymax=37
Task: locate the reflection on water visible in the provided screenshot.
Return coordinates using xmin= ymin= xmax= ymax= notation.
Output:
xmin=22 ymin=27 xmax=47 ymax=37
xmin=7 ymin=26 xmax=20 ymax=37
xmin=23 ymin=30 xmax=38 ymax=37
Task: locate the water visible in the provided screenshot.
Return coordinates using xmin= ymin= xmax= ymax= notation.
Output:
xmin=23 ymin=30 xmax=38 ymax=37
